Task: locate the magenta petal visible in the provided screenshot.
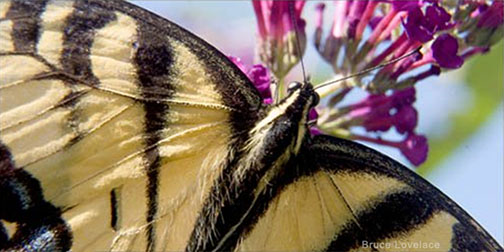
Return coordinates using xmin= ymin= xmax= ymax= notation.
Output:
xmin=394 ymin=105 xmax=418 ymax=134
xmin=350 ymin=94 xmax=388 ymax=111
xmin=228 ymin=56 xmax=272 ymax=101
xmin=248 ymin=64 xmax=272 ymax=99
xmin=252 ymin=0 xmax=267 ymax=39
xmin=403 ymin=7 xmax=433 ymax=43
xmin=295 ymin=1 xmax=306 ymax=16
xmin=347 ymin=1 xmax=368 ymax=39
xmin=269 ymin=1 xmax=286 ymax=39
xmin=478 ymin=1 xmax=504 ymax=29
xmin=369 ymin=16 xmax=382 ymax=30
xmin=310 ymin=127 xmax=322 ymax=136
xmin=289 ymin=1 xmax=306 ymax=31
xmin=263 ymin=98 xmax=273 ymax=105
xmin=308 ymin=108 xmax=318 ymax=121
xmin=391 ymin=87 xmax=416 ymax=107
xmin=390 ymin=0 xmax=421 ymax=12
xmin=425 ymin=3 xmax=453 ymax=32
xmin=363 ymin=115 xmax=394 ymax=132
xmin=348 ymin=106 xmax=372 ymax=118
xmin=308 ymin=108 xmax=321 ymax=135
xmin=432 ymin=34 xmax=464 ymax=69
xmin=349 ymin=88 xmax=418 ymax=134
xmin=264 ymin=1 xmax=306 ymax=37
xmin=400 ymin=133 xmax=428 ymax=166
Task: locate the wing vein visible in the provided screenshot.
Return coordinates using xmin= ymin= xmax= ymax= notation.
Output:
xmin=0 ymin=89 xmax=92 ymax=131
xmin=49 ymin=122 xmax=226 ymax=202
xmin=20 ymin=101 xmax=134 ymax=168
xmin=327 ymin=173 xmax=363 ymax=230
xmin=313 ymin=178 xmax=328 ymax=237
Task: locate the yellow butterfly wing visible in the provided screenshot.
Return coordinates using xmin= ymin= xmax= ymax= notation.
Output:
xmin=235 ymin=135 xmax=502 ymax=251
xmin=0 ymin=0 xmax=261 ymax=251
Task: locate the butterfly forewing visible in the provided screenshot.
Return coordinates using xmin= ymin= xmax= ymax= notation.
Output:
xmin=0 ymin=0 xmax=261 ymax=251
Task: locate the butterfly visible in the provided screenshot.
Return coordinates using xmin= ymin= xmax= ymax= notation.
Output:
xmin=0 ymin=0 xmax=502 ymax=251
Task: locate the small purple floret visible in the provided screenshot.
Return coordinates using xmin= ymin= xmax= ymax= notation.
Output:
xmin=403 ymin=7 xmax=434 ymax=43
xmin=248 ymin=64 xmax=272 ymax=99
xmin=399 ymin=133 xmax=428 ymax=166
xmin=394 ymin=105 xmax=418 ymax=134
xmin=432 ymin=34 xmax=464 ymax=69
xmin=426 ymin=3 xmax=454 ymax=32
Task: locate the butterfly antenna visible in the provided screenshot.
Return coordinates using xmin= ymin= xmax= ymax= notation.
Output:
xmin=289 ymin=2 xmax=307 ymax=83
xmin=314 ymin=46 xmax=422 ymax=91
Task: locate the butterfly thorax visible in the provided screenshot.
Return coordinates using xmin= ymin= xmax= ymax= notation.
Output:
xmin=188 ymin=83 xmax=319 ymax=251
xmin=246 ymin=81 xmax=317 ymax=162
xmin=236 ymin=82 xmax=317 ymax=188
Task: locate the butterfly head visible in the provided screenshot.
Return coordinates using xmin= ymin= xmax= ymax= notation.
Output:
xmin=257 ymin=81 xmax=318 ymax=154
xmin=285 ymin=81 xmax=319 ymax=111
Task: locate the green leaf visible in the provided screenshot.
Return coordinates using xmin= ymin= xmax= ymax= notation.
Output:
xmin=417 ymin=41 xmax=504 ymax=176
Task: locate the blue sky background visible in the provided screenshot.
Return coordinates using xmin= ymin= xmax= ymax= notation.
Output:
xmin=132 ymin=1 xmax=503 ymax=244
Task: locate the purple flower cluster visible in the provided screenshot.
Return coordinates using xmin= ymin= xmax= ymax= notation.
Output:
xmin=342 ymin=88 xmax=427 ymax=165
xmin=245 ymin=0 xmax=502 ymax=166
xmin=252 ymin=1 xmax=307 ymax=79
xmin=346 ymin=88 xmax=417 ymax=134
xmin=312 ymin=0 xmax=502 ymax=166
xmin=316 ymin=1 xmax=502 ymax=88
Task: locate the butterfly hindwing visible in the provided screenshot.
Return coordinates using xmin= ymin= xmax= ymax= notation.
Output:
xmin=235 ymin=135 xmax=502 ymax=251
xmin=0 ymin=0 xmax=261 ymax=251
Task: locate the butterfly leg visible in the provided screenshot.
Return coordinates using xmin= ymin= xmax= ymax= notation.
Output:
xmin=0 ymin=167 xmax=72 ymax=251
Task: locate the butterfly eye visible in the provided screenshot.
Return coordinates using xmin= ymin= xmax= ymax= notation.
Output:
xmin=287 ymin=81 xmax=302 ymax=94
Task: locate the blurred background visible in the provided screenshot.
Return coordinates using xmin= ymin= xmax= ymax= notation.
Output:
xmin=132 ymin=1 xmax=503 ymax=244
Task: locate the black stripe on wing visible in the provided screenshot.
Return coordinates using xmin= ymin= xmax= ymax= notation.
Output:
xmin=61 ymin=0 xmax=116 ymax=86
xmin=309 ymin=135 xmax=502 ymax=251
xmin=133 ymin=19 xmax=176 ymax=252
xmin=86 ymin=1 xmax=267 ymax=249
xmin=5 ymin=0 xmax=48 ymax=52
xmin=91 ymin=0 xmax=263 ymax=138
xmin=328 ymin=190 xmax=436 ymax=250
